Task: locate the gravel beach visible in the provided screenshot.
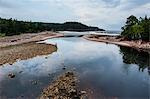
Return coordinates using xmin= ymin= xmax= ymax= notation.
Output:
xmin=0 ymin=42 xmax=57 ymax=65
xmin=0 ymin=31 xmax=64 ymax=65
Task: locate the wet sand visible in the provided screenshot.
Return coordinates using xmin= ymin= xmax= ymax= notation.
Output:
xmin=0 ymin=42 xmax=57 ymax=65
xmin=83 ymin=34 xmax=150 ymax=52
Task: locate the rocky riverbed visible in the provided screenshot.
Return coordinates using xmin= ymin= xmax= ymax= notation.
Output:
xmin=0 ymin=42 xmax=57 ymax=65
xmin=39 ymin=71 xmax=87 ymax=99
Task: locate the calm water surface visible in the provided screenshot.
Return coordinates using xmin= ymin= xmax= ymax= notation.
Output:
xmin=0 ymin=37 xmax=149 ymax=99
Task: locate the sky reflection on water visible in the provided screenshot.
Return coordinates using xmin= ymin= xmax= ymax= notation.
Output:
xmin=0 ymin=37 xmax=149 ymax=99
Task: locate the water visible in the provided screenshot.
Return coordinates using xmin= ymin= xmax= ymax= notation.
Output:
xmin=0 ymin=37 xmax=149 ymax=99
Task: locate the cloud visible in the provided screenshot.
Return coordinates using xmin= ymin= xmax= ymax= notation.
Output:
xmin=0 ymin=0 xmax=11 ymax=8
xmin=52 ymin=0 xmax=149 ymax=30
xmin=0 ymin=0 xmax=149 ymax=30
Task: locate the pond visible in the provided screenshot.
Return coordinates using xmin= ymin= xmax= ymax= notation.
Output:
xmin=0 ymin=37 xmax=149 ymax=99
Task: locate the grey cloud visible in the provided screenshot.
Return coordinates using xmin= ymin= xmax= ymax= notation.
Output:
xmin=130 ymin=0 xmax=150 ymax=6
xmin=0 ymin=0 xmax=13 ymax=8
xmin=0 ymin=0 xmax=149 ymax=30
xmin=100 ymin=0 xmax=150 ymax=9
xmin=121 ymin=0 xmax=150 ymax=10
xmin=102 ymin=0 xmax=121 ymax=7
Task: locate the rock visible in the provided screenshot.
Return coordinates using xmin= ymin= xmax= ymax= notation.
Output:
xmin=39 ymin=71 xmax=86 ymax=99
xmin=48 ymin=73 xmax=51 ymax=76
xmin=9 ymin=63 xmax=13 ymax=65
xmin=62 ymin=67 xmax=66 ymax=70
xmin=31 ymin=80 xmax=38 ymax=85
xmin=11 ymin=39 xmax=17 ymax=42
xmin=8 ymin=73 xmax=15 ymax=78
xmin=72 ymin=96 xmax=80 ymax=99
xmin=80 ymin=91 xmax=86 ymax=95
xmin=69 ymin=89 xmax=77 ymax=97
xmin=19 ymin=71 xmax=23 ymax=73
xmin=65 ymin=72 xmax=74 ymax=77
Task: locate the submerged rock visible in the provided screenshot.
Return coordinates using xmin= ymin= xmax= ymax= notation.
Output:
xmin=31 ymin=80 xmax=38 ymax=85
xmin=8 ymin=73 xmax=15 ymax=78
xmin=19 ymin=71 xmax=23 ymax=73
xmin=62 ymin=67 xmax=66 ymax=70
xmin=39 ymin=71 xmax=87 ymax=99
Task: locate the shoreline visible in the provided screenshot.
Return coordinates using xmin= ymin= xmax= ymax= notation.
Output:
xmin=2 ymin=31 xmax=149 ymax=52
xmin=83 ymin=34 xmax=150 ymax=53
xmin=0 ymin=31 xmax=63 ymax=65
xmin=0 ymin=31 xmax=64 ymax=48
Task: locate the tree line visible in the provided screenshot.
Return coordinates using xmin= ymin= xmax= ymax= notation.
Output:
xmin=121 ymin=15 xmax=150 ymax=41
xmin=0 ymin=17 xmax=103 ymax=36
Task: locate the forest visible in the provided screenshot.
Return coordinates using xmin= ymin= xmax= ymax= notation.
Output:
xmin=121 ymin=15 xmax=150 ymax=41
xmin=0 ymin=17 xmax=104 ymax=36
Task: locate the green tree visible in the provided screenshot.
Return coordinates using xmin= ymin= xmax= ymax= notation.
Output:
xmin=126 ymin=15 xmax=139 ymax=26
xmin=139 ymin=16 xmax=150 ymax=40
xmin=121 ymin=15 xmax=149 ymax=41
xmin=131 ymin=24 xmax=144 ymax=39
xmin=0 ymin=17 xmax=103 ymax=36
xmin=121 ymin=15 xmax=139 ymax=40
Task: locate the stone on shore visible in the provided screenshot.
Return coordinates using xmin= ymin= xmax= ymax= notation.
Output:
xmin=39 ymin=72 xmax=87 ymax=99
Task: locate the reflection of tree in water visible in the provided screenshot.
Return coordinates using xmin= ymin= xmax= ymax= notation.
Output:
xmin=119 ymin=46 xmax=150 ymax=75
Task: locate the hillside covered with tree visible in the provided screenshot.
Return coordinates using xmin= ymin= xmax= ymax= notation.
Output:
xmin=121 ymin=15 xmax=150 ymax=41
xmin=0 ymin=17 xmax=104 ymax=36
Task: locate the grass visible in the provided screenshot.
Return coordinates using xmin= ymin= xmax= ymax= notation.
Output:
xmin=0 ymin=33 xmax=6 ymax=37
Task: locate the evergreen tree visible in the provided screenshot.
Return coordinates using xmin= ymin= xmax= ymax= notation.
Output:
xmin=139 ymin=16 xmax=150 ymax=40
xmin=0 ymin=17 xmax=103 ymax=36
xmin=121 ymin=15 xmax=149 ymax=41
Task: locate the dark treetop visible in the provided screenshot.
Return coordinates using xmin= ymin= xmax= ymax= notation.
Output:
xmin=121 ymin=15 xmax=150 ymax=41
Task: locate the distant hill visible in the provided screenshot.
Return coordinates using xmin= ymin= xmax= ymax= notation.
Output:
xmin=59 ymin=22 xmax=105 ymax=31
xmin=0 ymin=18 xmax=105 ymax=36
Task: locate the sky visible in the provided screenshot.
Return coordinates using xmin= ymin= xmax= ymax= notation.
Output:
xmin=0 ymin=0 xmax=150 ymax=30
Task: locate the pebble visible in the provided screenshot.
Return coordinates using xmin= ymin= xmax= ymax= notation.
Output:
xmin=8 ymin=73 xmax=15 ymax=78
xmin=31 ymin=80 xmax=38 ymax=85
xmin=80 ymin=91 xmax=87 ymax=94
xmin=62 ymin=67 xmax=66 ymax=70
xmin=19 ymin=71 xmax=23 ymax=73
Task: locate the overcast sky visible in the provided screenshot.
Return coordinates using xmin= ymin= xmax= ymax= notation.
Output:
xmin=0 ymin=0 xmax=149 ymax=30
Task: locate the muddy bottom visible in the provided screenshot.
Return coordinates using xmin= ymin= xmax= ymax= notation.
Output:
xmin=0 ymin=42 xmax=57 ymax=65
